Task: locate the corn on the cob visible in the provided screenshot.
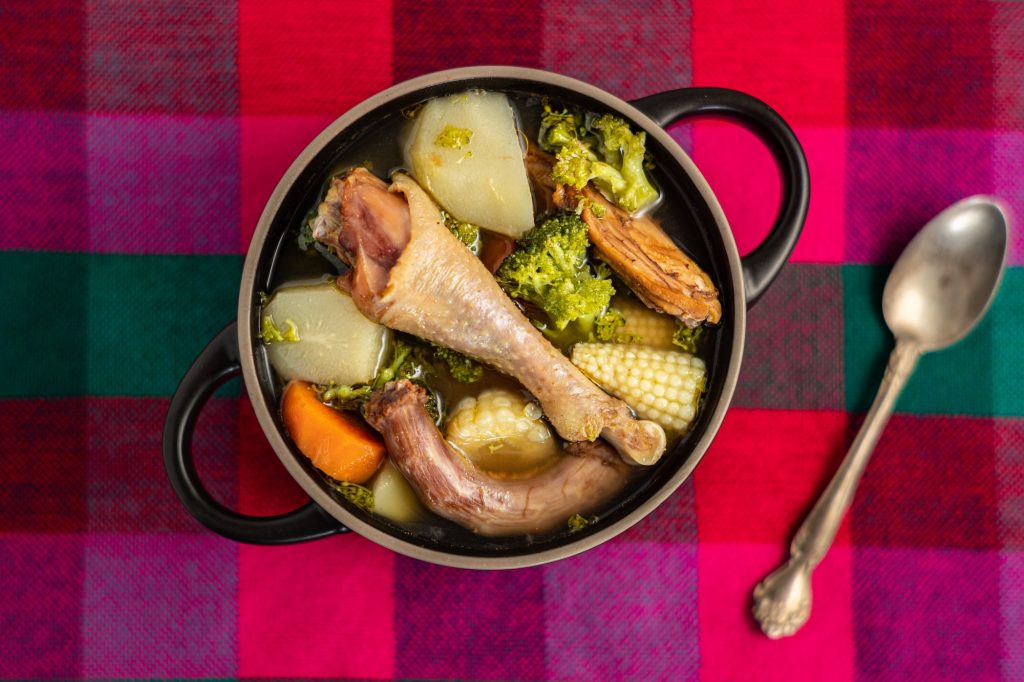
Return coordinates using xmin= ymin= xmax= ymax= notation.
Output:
xmin=571 ymin=343 xmax=706 ymax=433
xmin=612 ymin=295 xmax=678 ymax=349
xmin=445 ymin=388 xmax=559 ymax=475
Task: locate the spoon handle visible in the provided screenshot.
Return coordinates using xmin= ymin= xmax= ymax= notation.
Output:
xmin=793 ymin=340 xmax=920 ymax=563
xmin=753 ymin=340 xmax=920 ymax=638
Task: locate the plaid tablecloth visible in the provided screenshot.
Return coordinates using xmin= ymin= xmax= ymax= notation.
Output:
xmin=2 ymin=1 xmax=1023 ymax=680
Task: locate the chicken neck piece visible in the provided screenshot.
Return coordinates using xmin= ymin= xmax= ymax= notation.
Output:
xmin=313 ymin=168 xmax=666 ymax=466
xmin=365 ymin=380 xmax=630 ymax=536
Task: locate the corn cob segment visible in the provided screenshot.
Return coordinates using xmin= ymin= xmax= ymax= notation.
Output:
xmin=571 ymin=343 xmax=706 ymax=433
xmin=445 ymin=388 xmax=559 ymax=475
xmin=612 ymin=295 xmax=678 ymax=349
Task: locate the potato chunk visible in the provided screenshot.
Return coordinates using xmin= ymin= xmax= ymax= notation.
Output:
xmin=262 ymin=282 xmax=389 ymax=386
xmin=405 ymin=91 xmax=534 ymax=239
xmin=370 ymin=458 xmax=426 ymax=524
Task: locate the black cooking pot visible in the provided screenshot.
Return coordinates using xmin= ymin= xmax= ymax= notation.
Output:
xmin=163 ymin=66 xmax=808 ymax=568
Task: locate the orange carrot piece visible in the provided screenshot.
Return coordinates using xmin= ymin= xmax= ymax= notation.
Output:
xmin=281 ymin=380 xmax=385 ymax=484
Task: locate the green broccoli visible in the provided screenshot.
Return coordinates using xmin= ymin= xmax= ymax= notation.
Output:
xmin=373 ymin=340 xmax=415 ymax=387
xmin=496 ymin=212 xmax=617 ymax=345
xmin=260 ymin=315 xmax=300 ymax=344
xmin=552 ymin=137 xmax=628 ymax=199
xmin=441 ymin=210 xmax=482 ymax=255
xmin=318 ymin=382 xmax=372 ymax=404
xmin=327 ymin=479 xmax=374 ymax=512
xmin=539 ymin=106 xmax=586 ymax=151
xmin=595 ymin=307 xmax=626 ymax=342
xmin=434 ymin=124 xmax=473 ymax=149
xmin=431 ymin=343 xmax=482 ymax=383
xmin=532 ymin=308 xmax=624 ymax=351
xmin=531 ymin=306 xmax=627 ymax=350
xmin=540 ymin=108 xmax=659 ymax=214
xmin=567 ymin=513 xmax=598 ymax=531
xmin=589 ymin=114 xmax=660 ymax=213
xmin=672 ymin=323 xmax=704 ymax=353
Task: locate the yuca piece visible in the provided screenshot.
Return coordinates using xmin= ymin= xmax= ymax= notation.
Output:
xmin=572 ymin=343 xmax=706 ymax=433
xmin=369 ymin=458 xmax=426 ymax=524
xmin=405 ymin=91 xmax=534 ymax=238
xmin=262 ymin=283 xmax=389 ymax=386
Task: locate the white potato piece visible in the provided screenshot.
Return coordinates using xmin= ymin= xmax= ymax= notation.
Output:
xmin=262 ymin=282 xmax=389 ymax=386
xmin=370 ymin=458 xmax=426 ymax=524
xmin=405 ymin=90 xmax=534 ymax=238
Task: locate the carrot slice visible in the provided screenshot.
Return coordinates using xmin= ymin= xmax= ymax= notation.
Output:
xmin=281 ymin=380 xmax=385 ymax=484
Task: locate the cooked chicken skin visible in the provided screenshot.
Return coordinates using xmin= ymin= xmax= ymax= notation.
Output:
xmin=527 ymin=147 xmax=721 ymax=327
xmin=313 ymin=168 xmax=666 ymax=466
xmin=365 ymin=380 xmax=630 ymax=536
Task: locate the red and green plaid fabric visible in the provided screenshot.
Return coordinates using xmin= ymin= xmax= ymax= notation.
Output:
xmin=2 ymin=1 xmax=1023 ymax=679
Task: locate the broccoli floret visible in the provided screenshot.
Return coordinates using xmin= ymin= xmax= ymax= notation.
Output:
xmin=434 ymin=124 xmax=473 ymax=150
xmin=373 ymin=340 xmax=415 ymax=387
xmin=672 ymin=323 xmax=704 ymax=353
xmin=496 ymin=212 xmax=614 ymax=334
xmin=535 ymin=307 xmax=627 ymax=350
xmin=496 ymin=212 xmax=625 ymax=349
xmin=327 ymin=480 xmax=374 ymax=512
xmin=297 ymin=220 xmax=317 ymax=251
xmin=539 ymin=106 xmax=586 ymax=151
xmin=431 ymin=343 xmax=482 ymax=383
xmin=595 ymin=308 xmax=626 ymax=342
xmin=589 ymin=114 xmax=660 ymax=213
xmin=318 ymin=382 xmax=372 ymax=404
xmin=568 ymin=513 xmax=598 ymax=531
xmin=441 ymin=210 xmax=482 ymax=255
xmin=551 ymin=138 xmax=627 ymax=199
xmin=541 ymin=109 xmax=659 ymax=214
xmin=260 ymin=315 xmax=300 ymax=343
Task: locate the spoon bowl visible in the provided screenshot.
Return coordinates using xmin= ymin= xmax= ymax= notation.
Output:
xmin=884 ymin=197 xmax=1009 ymax=350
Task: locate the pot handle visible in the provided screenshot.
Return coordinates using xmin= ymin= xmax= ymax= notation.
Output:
xmin=630 ymin=87 xmax=809 ymax=305
xmin=162 ymin=321 xmax=347 ymax=544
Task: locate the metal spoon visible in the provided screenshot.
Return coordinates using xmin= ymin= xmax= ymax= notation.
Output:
xmin=752 ymin=195 xmax=1009 ymax=639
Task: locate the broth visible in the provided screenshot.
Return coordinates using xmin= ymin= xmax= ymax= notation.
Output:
xmin=260 ymin=89 xmax=719 ymax=547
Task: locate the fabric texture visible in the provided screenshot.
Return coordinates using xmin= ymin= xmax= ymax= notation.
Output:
xmin=2 ymin=0 xmax=1022 ymax=679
